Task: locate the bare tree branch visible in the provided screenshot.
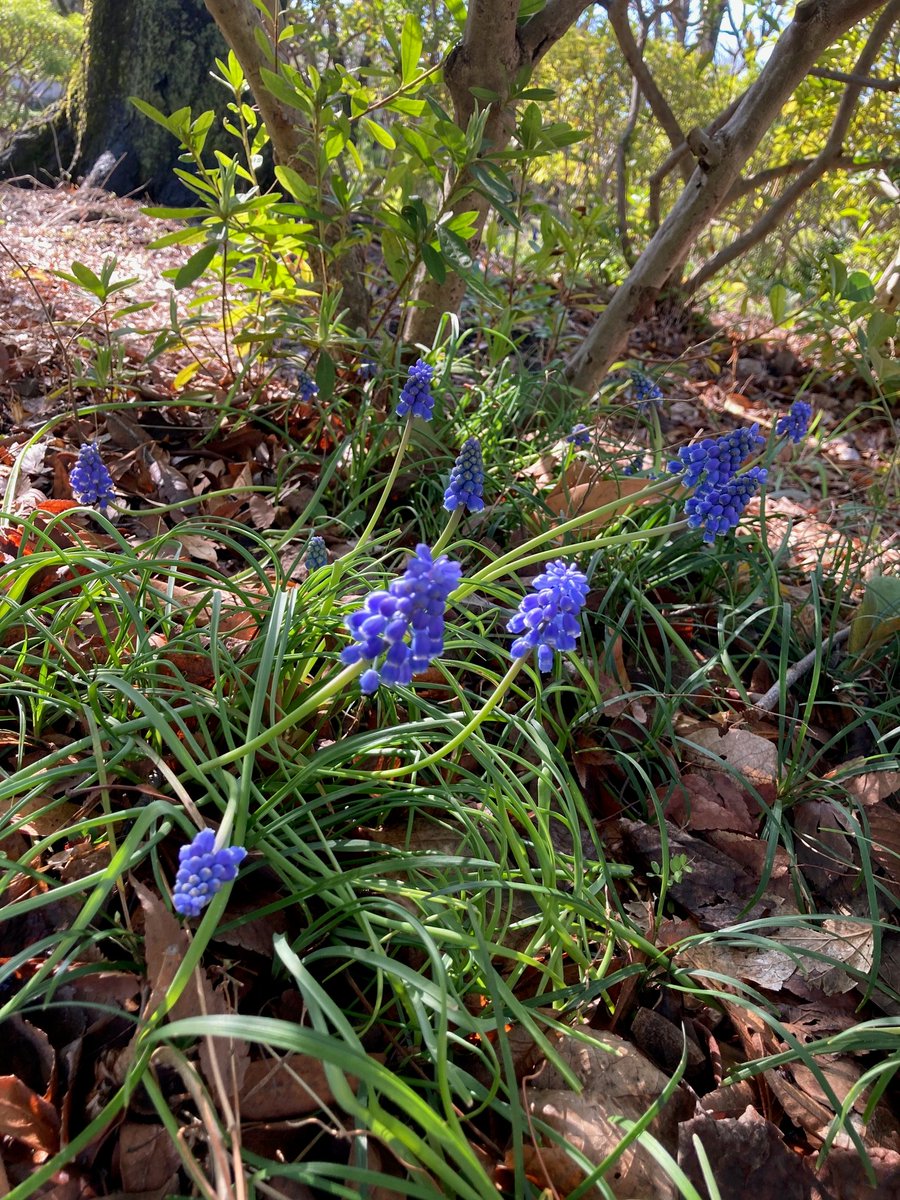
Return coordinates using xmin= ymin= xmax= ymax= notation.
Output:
xmin=605 ymin=0 xmax=692 ymax=179
xmin=688 ymin=0 xmax=900 ymax=293
xmin=647 ymin=92 xmax=743 ymax=228
xmin=565 ymin=0 xmax=893 ymax=394
xmin=520 ymin=0 xmax=599 ymax=61
xmin=616 ymin=73 xmax=644 ymax=265
xmin=809 ymin=65 xmax=900 ymax=89
xmin=728 ymin=152 xmax=900 ymax=200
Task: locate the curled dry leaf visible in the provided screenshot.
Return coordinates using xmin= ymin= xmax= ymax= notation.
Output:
xmin=0 ymin=1075 xmax=60 ymax=1155
xmin=116 ymin=1121 xmax=182 ymax=1193
xmin=677 ymin=1106 xmax=820 ymax=1198
xmin=521 ymin=1029 xmax=691 ymax=1199
xmin=664 ymin=771 xmax=758 ymax=835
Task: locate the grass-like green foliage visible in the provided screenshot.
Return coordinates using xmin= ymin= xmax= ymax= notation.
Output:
xmin=1 ymin=348 xmax=898 ymax=1198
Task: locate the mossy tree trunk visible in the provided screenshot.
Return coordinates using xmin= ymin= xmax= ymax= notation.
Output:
xmin=0 ymin=0 xmax=230 ymax=203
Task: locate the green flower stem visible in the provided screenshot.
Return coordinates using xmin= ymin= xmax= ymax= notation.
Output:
xmin=201 ymin=660 xmax=366 ymax=772
xmin=459 ymin=474 xmax=678 ymax=598
xmin=352 ymin=416 xmax=415 ymax=558
xmin=372 ymin=656 xmax=527 ymax=780
xmin=472 ymin=519 xmax=688 ymax=586
xmin=431 ymin=507 xmax=463 ymax=557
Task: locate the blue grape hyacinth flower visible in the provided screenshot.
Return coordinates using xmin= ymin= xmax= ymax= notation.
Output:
xmin=172 ymin=828 xmax=247 ymax=918
xmin=776 ymin=399 xmax=812 ymax=444
xmin=668 ymin=424 xmax=765 ymax=490
xmin=296 ymin=371 xmax=319 ymax=404
xmin=305 ymin=535 xmax=328 ymax=571
xmin=685 ymin=466 xmax=768 ymax=543
xmin=630 ymin=369 xmax=664 ymax=410
xmin=342 ymin=544 xmax=462 ymax=693
xmin=507 ymin=560 xmax=589 ymax=673
xmin=623 ymin=454 xmax=644 ymax=476
xmin=566 ymin=424 xmax=591 ymax=447
xmin=69 ymin=442 xmax=115 ymax=511
xmin=444 ymin=437 xmax=484 ymax=513
xmin=396 ymin=359 xmax=435 ymax=420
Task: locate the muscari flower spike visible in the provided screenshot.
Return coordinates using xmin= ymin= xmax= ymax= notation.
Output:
xmin=69 ymin=442 xmax=115 ymax=511
xmin=172 ymin=828 xmax=247 ymax=918
xmin=507 ymin=560 xmax=590 ymax=674
xmin=444 ymin=437 xmax=484 ymax=513
xmin=296 ymin=371 xmax=319 ymax=404
xmin=668 ymin=424 xmax=765 ymax=490
xmin=685 ymin=466 xmax=768 ymax=543
xmin=396 ymin=359 xmax=435 ymax=421
xmin=630 ymin=369 xmax=664 ymax=410
xmin=623 ymin=454 xmax=644 ymax=476
xmin=776 ymin=399 xmax=812 ymax=444
xmin=342 ymin=544 xmax=462 ymax=693
xmin=566 ymin=424 xmax=591 ymax=447
xmin=305 ymin=535 xmax=328 ymax=571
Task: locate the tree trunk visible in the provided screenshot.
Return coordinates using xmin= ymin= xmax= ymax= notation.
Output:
xmin=0 ymin=0 xmax=231 ymax=204
xmin=402 ymin=0 xmax=595 ymax=347
xmin=565 ymin=0 xmax=891 ymax=395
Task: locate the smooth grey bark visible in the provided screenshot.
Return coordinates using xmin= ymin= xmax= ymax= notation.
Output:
xmin=565 ymin=0 xmax=891 ymax=395
xmin=687 ymin=0 xmax=899 ymax=294
xmin=402 ymin=0 xmax=596 ymax=346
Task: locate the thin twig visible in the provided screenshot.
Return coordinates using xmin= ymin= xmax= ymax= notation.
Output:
xmin=752 ymin=627 xmax=851 ymax=713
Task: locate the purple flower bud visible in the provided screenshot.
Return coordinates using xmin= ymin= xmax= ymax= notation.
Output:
xmin=630 ymin=370 xmax=664 ymax=411
xmin=342 ymin=544 xmax=462 ymax=692
xmin=507 ymin=560 xmax=589 ymax=673
xmin=684 ymin=466 xmax=768 ymax=543
xmin=69 ymin=442 xmax=115 ymax=511
xmin=443 ymin=437 xmax=484 ymax=513
xmin=305 ymin=535 xmax=328 ymax=571
xmin=668 ymin=424 xmax=764 ymax=490
xmin=296 ymin=371 xmax=319 ymax=404
xmin=172 ymin=828 xmax=247 ymax=918
xmin=776 ymin=400 xmax=812 ymax=444
xmin=566 ymin=424 xmax=591 ymax=447
xmin=396 ymin=359 xmax=434 ymax=421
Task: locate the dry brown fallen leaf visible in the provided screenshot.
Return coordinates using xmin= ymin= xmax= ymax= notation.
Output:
xmin=682 ymin=724 xmax=779 ymax=789
xmin=520 ymin=1028 xmax=692 ymax=1199
xmin=677 ymin=1106 xmax=822 ymax=1198
xmin=0 ymin=1075 xmax=59 ymax=1156
xmin=546 ymin=472 xmax=651 ymax=536
xmin=115 ymin=1121 xmax=182 ymax=1194
xmin=664 ymin=770 xmax=759 ymax=835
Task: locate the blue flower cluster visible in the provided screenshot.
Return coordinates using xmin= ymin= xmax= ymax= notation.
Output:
xmin=566 ymin=424 xmax=591 ymax=447
xmin=507 ymin=560 xmax=590 ymax=673
xmin=623 ymin=454 xmax=644 ymax=476
xmin=444 ymin=438 xmax=484 ymax=513
xmin=305 ymin=535 xmax=328 ymax=571
xmin=668 ymin=424 xmax=765 ymax=489
xmin=296 ymin=372 xmax=319 ymax=404
xmin=342 ymin=544 xmax=461 ymax=693
xmin=684 ymin=466 xmax=768 ymax=543
xmin=172 ymin=828 xmax=247 ymax=918
xmin=396 ymin=359 xmax=435 ymax=421
xmin=630 ymin=370 xmax=664 ymax=410
xmin=358 ymin=356 xmax=377 ymax=381
xmin=776 ymin=399 xmax=812 ymax=444
xmin=69 ymin=442 xmax=115 ymax=511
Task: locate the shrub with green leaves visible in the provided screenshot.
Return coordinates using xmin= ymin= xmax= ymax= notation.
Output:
xmin=0 ymin=0 xmax=82 ymax=135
